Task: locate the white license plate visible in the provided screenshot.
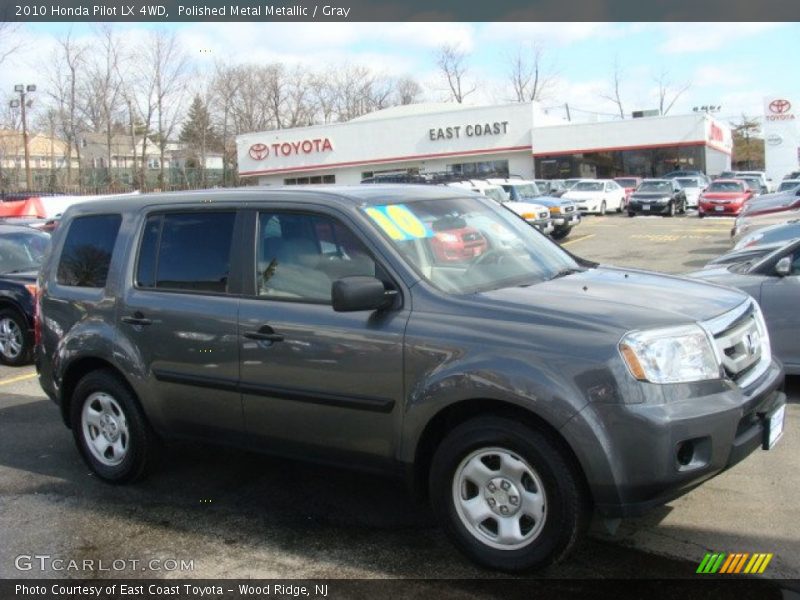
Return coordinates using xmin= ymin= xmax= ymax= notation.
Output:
xmin=765 ymin=405 xmax=785 ymax=450
xmin=643 ymin=204 xmax=650 ymax=210
xmin=715 ymin=205 xmax=725 ymax=211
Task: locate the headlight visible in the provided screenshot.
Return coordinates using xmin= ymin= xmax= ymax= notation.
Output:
xmin=549 ymin=206 xmax=562 ymax=215
xmin=619 ymin=324 xmax=720 ymax=384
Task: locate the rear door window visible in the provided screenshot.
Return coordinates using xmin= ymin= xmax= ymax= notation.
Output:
xmin=136 ymin=212 xmax=236 ymax=293
xmin=57 ymin=214 xmax=121 ymax=287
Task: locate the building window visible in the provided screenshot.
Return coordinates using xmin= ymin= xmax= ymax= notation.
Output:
xmin=283 ymin=174 xmax=335 ymax=185
xmin=147 ymin=158 xmax=161 ymax=170
xmin=534 ymin=145 xmax=706 ymax=179
xmin=446 ymin=160 xmax=509 ymax=178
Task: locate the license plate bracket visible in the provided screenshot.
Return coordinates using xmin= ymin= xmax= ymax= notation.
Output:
xmin=762 ymin=404 xmax=785 ymax=450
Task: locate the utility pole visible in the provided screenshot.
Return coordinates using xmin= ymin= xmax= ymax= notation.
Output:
xmin=565 ymin=103 xmax=571 ymax=122
xmin=10 ymin=84 xmax=36 ymax=191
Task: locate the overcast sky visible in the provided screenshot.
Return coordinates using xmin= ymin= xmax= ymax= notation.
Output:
xmin=4 ymin=22 xmax=798 ymax=127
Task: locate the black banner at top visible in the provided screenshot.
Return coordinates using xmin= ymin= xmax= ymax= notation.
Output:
xmin=1 ymin=0 xmax=797 ymax=22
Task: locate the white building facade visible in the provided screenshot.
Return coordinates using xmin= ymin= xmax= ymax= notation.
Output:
xmin=236 ymin=102 xmax=732 ymax=186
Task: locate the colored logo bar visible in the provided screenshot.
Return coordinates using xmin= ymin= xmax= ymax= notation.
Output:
xmin=696 ymin=552 xmax=773 ymax=574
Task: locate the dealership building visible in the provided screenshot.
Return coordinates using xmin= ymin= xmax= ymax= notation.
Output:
xmin=236 ymin=101 xmax=732 ymax=185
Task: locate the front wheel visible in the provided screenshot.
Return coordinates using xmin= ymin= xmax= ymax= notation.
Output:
xmin=627 ymin=211 xmax=635 ymax=218
xmin=599 ymin=201 xmax=607 ymax=216
xmin=550 ymin=227 xmax=571 ymax=241
xmin=429 ymin=417 xmax=589 ymax=572
xmin=667 ymin=202 xmax=676 ymax=217
xmin=70 ymin=370 xmax=159 ymax=483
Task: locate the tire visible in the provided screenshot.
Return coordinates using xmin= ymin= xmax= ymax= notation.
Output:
xmin=550 ymin=227 xmax=571 ymax=241
xmin=599 ymin=201 xmax=607 ymax=216
xmin=0 ymin=308 xmax=32 ymax=366
xmin=698 ymin=210 xmax=705 ymax=219
xmin=627 ymin=211 xmax=635 ymax=218
xmin=429 ymin=417 xmax=589 ymax=572
xmin=70 ymin=370 xmax=159 ymax=483
xmin=667 ymin=202 xmax=676 ymax=217
xmin=616 ymin=198 xmax=623 ymax=213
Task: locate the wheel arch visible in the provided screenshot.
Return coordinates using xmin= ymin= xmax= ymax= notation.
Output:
xmin=410 ymin=398 xmax=592 ymax=506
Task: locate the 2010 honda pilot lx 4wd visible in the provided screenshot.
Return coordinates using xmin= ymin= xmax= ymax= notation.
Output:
xmin=37 ymin=186 xmax=786 ymax=571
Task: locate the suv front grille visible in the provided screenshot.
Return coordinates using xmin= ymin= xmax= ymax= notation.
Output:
xmin=702 ymin=301 xmax=769 ymax=386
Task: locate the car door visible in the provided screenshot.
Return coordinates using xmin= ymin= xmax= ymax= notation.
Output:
xmin=237 ymin=207 xmax=409 ymax=465
xmin=119 ymin=208 xmax=245 ymax=441
xmin=759 ymin=249 xmax=800 ymax=371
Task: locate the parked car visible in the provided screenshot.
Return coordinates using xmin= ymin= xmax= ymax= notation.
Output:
xmin=731 ymin=191 xmax=800 ymax=243
xmin=689 ymin=238 xmax=800 ymax=374
xmin=784 ymin=170 xmax=800 ymax=181
xmin=487 ymin=179 xmax=581 ymax=240
xmin=613 ymin=177 xmax=643 ymax=207
xmin=37 ymin=186 xmax=785 ymax=572
xmin=734 ymin=219 xmax=800 ymax=250
xmin=562 ymin=179 xmax=626 ymax=215
xmin=627 ymin=179 xmax=687 ymax=217
xmin=674 ymin=177 xmax=706 ymax=208
xmin=450 ymin=181 xmax=553 ymax=236
xmin=734 ymin=171 xmax=773 ymax=193
xmin=776 ymin=179 xmax=800 ymax=193
xmin=533 ymin=179 xmax=568 ymax=197
xmin=563 ymin=178 xmax=582 ymax=190
xmin=697 ymin=179 xmax=753 ymax=217
xmin=0 ymin=224 xmax=51 ymax=365
xmin=739 ymin=176 xmax=768 ymax=196
xmin=663 ymin=170 xmax=710 ymax=185
xmin=703 ymin=241 xmax=788 ymax=268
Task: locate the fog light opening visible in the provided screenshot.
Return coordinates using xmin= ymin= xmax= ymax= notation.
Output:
xmin=677 ymin=441 xmax=695 ymax=466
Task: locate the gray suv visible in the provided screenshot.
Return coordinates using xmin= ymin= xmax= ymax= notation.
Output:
xmin=36 ymin=186 xmax=786 ymax=572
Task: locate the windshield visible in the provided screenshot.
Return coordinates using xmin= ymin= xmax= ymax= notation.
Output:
xmin=483 ymin=187 xmax=508 ymax=203
xmin=615 ymin=178 xmax=638 ymax=187
xmin=363 ymin=197 xmax=579 ymax=294
xmin=708 ymin=181 xmax=745 ymax=193
xmin=778 ymin=181 xmax=800 ymax=192
xmin=0 ymin=230 xmax=50 ymax=274
xmin=509 ymin=183 xmax=540 ymax=198
xmin=637 ymin=181 xmax=672 ymax=193
xmin=677 ymin=178 xmax=701 ymax=188
xmin=573 ymin=181 xmax=604 ymax=192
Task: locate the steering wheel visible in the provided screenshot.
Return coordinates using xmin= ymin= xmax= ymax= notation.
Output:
xmin=469 ymin=249 xmax=506 ymax=269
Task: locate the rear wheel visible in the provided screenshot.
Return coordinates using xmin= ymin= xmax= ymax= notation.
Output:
xmin=70 ymin=370 xmax=159 ymax=483
xmin=0 ymin=308 xmax=31 ymax=366
xmin=429 ymin=417 xmax=589 ymax=572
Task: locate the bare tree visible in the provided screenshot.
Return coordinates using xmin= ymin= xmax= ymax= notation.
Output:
xmin=654 ymin=68 xmax=691 ymax=116
xmin=600 ymin=57 xmax=626 ymax=119
xmin=88 ymin=24 xmax=124 ymax=184
xmin=435 ymin=44 xmax=475 ymax=104
xmin=0 ymin=22 xmax=23 ymax=66
xmin=394 ymin=76 xmax=423 ymax=105
xmin=507 ymin=43 xmax=557 ymax=102
xmin=47 ymin=31 xmax=86 ymax=187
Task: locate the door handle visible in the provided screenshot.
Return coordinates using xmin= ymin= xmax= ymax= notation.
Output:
xmin=243 ymin=325 xmax=284 ymax=343
xmin=122 ymin=312 xmax=152 ymax=327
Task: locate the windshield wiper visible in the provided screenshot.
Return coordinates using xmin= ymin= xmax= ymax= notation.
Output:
xmin=548 ymin=267 xmax=585 ymax=281
xmin=2 ymin=268 xmax=36 ymax=274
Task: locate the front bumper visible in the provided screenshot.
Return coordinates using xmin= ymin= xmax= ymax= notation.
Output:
xmin=562 ymin=358 xmax=786 ymax=518
xmin=527 ymin=217 xmax=555 ymax=235
xmin=552 ymin=213 xmax=581 ymax=229
xmin=628 ymin=201 xmax=670 ymax=215
xmin=699 ymin=202 xmax=743 ymax=216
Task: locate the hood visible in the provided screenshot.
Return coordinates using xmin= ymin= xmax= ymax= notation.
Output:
xmin=564 ymin=191 xmax=602 ymax=201
xmin=532 ymin=195 xmax=572 ymax=208
xmin=631 ymin=192 xmax=672 ymax=200
xmin=701 ymin=192 xmax=748 ymax=200
xmin=462 ymin=266 xmax=747 ymax=334
xmin=505 ymin=201 xmax=547 ymax=214
xmin=686 ymin=266 xmax=769 ymax=290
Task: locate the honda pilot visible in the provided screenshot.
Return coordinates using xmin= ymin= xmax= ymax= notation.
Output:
xmin=37 ymin=186 xmax=786 ymax=572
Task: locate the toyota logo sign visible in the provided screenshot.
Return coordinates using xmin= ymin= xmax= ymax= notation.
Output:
xmin=249 ymin=143 xmax=269 ymax=161
xmin=769 ymin=99 xmax=791 ymax=114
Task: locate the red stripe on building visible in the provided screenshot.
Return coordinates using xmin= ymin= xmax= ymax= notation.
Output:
xmin=239 ymin=145 xmax=532 ymax=177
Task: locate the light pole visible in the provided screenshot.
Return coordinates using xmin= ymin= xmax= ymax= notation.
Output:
xmin=10 ymin=83 xmax=36 ymax=191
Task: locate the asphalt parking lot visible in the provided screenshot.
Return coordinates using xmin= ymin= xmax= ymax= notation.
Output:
xmin=0 ymin=212 xmax=797 ymax=586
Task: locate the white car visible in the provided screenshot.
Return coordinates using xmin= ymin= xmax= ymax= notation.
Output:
xmin=675 ymin=176 xmax=706 ymax=208
xmin=734 ymin=171 xmax=773 ymax=193
xmin=562 ymin=179 xmax=626 ymax=215
xmin=448 ymin=181 xmax=554 ymax=236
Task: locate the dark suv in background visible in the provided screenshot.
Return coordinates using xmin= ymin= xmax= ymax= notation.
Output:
xmin=37 ymin=186 xmax=786 ymax=571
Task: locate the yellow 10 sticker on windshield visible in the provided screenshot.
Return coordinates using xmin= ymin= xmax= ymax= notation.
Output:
xmin=365 ymin=204 xmax=433 ymax=241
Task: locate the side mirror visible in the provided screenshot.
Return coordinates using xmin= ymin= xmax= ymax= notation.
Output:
xmin=332 ymin=276 xmax=396 ymax=312
xmin=775 ymin=256 xmax=792 ymax=277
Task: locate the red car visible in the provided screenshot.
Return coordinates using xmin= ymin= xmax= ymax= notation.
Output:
xmin=430 ymin=226 xmax=488 ymax=262
xmin=614 ymin=177 xmax=643 ymax=207
xmin=698 ymin=179 xmax=753 ymax=217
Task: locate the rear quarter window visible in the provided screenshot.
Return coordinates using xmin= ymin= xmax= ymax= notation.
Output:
xmin=56 ymin=214 xmax=122 ymax=287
